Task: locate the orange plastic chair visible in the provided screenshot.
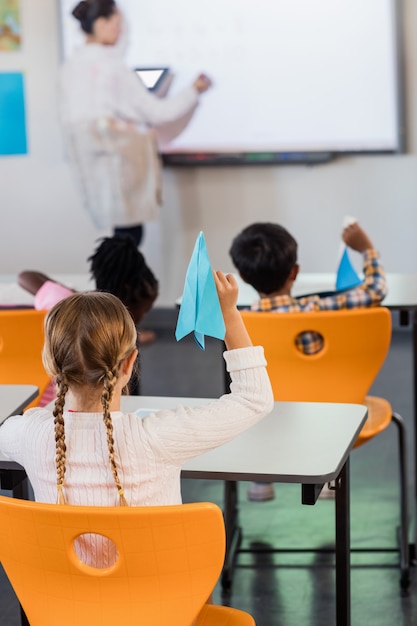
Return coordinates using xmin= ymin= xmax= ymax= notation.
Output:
xmin=0 ymin=309 xmax=49 ymax=409
xmin=0 ymin=496 xmax=255 ymax=626
xmin=241 ymin=307 xmax=409 ymax=590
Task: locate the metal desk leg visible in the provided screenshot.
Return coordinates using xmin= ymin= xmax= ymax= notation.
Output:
xmin=12 ymin=476 xmax=29 ymax=501
xmin=0 ymin=469 xmax=28 ymax=500
xmin=335 ymin=458 xmax=351 ymax=626
xmin=413 ymin=309 xmax=417 ymax=562
xmin=221 ymin=480 xmax=242 ymax=592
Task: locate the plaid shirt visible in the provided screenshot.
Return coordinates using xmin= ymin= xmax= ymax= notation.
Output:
xmin=251 ymin=249 xmax=387 ymax=355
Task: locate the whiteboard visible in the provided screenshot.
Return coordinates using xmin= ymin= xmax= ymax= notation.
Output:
xmin=58 ymin=0 xmax=403 ymax=163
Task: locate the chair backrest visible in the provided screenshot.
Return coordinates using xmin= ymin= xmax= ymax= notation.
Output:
xmin=240 ymin=307 xmax=392 ymax=403
xmin=0 ymin=309 xmax=50 ymax=408
xmin=0 ymin=496 xmax=225 ymax=626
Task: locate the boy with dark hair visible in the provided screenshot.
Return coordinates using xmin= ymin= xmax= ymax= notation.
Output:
xmin=230 ymin=220 xmax=387 ymax=356
xmin=229 ymin=223 xmax=298 ymax=296
xmin=229 ymin=220 xmax=387 ymax=500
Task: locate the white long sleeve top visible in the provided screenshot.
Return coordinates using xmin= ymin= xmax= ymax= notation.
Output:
xmin=0 ymin=346 xmax=273 ymax=508
xmin=0 ymin=346 xmax=272 ymax=566
xmin=59 ymin=43 xmax=199 ymax=128
xmin=59 ymin=43 xmax=200 ymax=229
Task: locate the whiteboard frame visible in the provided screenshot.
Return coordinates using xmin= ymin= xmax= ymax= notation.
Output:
xmin=56 ymin=0 xmax=406 ymax=166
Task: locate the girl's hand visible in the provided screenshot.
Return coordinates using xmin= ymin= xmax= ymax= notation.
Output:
xmin=213 ymin=271 xmax=252 ymax=350
xmin=213 ymin=271 xmax=238 ymax=317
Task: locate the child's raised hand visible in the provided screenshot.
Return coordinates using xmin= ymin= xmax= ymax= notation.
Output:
xmin=213 ymin=271 xmax=253 ymax=350
xmin=213 ymin=271 xmax=238 ymax=316
xmin=342 ymin=222 xmax=373 ymax=253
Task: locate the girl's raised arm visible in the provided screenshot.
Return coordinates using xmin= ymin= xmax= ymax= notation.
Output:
xmin=213 ymin=271 xmax=252 ymax=351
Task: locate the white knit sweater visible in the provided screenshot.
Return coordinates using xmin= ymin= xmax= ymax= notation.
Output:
xmin=0 ymin=346 xmax=273 ymax=508
xmin=0 ymin=346 xmax=272 ymax=566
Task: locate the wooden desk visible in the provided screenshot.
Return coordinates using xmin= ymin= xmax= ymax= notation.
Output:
xmin=0 ymin=396 xmax=366 ymax=626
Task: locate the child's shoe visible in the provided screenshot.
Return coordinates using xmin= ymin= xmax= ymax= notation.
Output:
xmin=247 ymin=482 xmax=275 ymax=502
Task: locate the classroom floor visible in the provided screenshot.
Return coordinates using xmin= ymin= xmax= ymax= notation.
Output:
xmin=1 ymin=310 xmax=417 ymax=625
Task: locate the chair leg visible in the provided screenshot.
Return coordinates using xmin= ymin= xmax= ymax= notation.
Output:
xmin=391 ymin=411 xmax=410 ymax=592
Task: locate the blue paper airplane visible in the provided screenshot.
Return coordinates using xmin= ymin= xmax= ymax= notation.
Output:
xmin=175 ymin=232 xmax=226 ymax=350
xmin=336 ymin=247 xmax=363 ymax=291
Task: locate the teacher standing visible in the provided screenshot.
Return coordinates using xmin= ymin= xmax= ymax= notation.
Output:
xmin=60 ymin=0 xmax=211 ymax=246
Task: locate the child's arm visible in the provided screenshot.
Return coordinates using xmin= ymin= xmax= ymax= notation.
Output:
xmin=342 ymin=222 xmax=374 ymax=253
xmin=213 ymin=271 xmax=252 ymax=350
xmin=318 ymin=223 xmax=386 ymax=309
xmin=18 ymin=271 xmax=52 ymax=295
xmin=132 ymin=272 xmax=273 ymax=463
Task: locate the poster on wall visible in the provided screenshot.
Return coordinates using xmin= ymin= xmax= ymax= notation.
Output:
xmin=0 ymin=0 xmax=21 ymax=51
xmin=0 ymin=72 xmax=27 ymax=155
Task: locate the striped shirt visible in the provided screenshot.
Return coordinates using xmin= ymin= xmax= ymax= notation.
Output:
xmin=251 ymin=249 xmax=387 ymax=355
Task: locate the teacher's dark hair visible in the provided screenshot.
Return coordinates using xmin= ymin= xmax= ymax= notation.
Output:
xmin=72 ymin=0 xmax=117 ymax=34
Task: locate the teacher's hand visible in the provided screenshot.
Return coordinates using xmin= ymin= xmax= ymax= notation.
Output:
xmin=193 ymin=73 xmax=212 ymax=94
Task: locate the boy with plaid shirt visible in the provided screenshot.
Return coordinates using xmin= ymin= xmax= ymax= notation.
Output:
xmin=229 ymin=220 xmax=387 ymax=500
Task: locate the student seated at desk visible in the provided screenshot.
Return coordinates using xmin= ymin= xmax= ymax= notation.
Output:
xmin=229 ymin=220 xmax=387 ymax=501
xmin=18 ymin=235 xmax=158 ymax=400
xmin=0 ymin=281 xmax=273 ymax=568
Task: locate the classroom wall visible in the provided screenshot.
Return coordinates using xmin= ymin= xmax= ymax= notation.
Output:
xmin=1 ymin=0 xmax=417 ymax=306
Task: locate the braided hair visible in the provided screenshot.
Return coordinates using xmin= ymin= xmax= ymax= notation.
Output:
xmin=88 ymin=235 xmax=159 ymax=323
xmin=43 ymin=292 xmax=137 ymax=506
xmin=72 ymin=0 xmax=117 ymax=35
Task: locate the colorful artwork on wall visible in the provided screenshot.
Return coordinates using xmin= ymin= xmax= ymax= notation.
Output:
xmin=0 ymin=0 xmax=21 ymax=51
xmin=0 ymin=72 xmax=27 ymax=155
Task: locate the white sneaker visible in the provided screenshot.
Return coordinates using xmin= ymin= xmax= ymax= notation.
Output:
xmin=247 ymin=482 xmax=275 ymax=502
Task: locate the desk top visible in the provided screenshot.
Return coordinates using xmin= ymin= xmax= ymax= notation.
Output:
xmin=128 ymin=397 xmax=367 ymax=484
xmin=0 ymin=385 xmax=38 ymax=421
xmin=1 ymin=273 xmax=417 ymax=310
xmin=235 ymin=273 xmax=417 ymax=310
xmin=0 ymin=396 xmax=367 ymax=480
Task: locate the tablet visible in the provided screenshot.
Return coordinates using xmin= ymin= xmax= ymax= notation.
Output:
xmin=135 ymin=67 xmax=170 ymax=92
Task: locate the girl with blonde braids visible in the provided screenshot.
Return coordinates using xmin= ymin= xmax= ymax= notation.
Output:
xmin=0 ymin=277 xmax=273 ymax=567
xmin=43 ymin=291 xmax=138 ymax=507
